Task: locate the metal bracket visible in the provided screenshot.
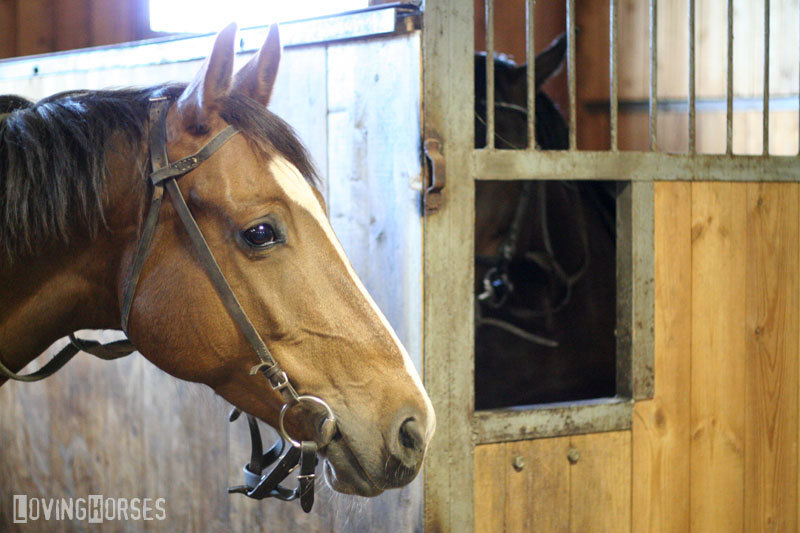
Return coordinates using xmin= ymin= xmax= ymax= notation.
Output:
xmin=423 ymin=137 xmax=446 ymax=213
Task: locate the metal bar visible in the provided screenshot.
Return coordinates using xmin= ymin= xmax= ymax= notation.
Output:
xmin=584 ymin=95 xmax=800 ymax=113
xmin=689 ymin=0 xmax=696 ymax=154
xmin=486 ymin=0 xmax=495 ymax=149
xmin=567 ymin=0 xmax=577 ymax=150
xmin=473 ymin=150 xmax=800 ymax=182
xmin=649 ymin=0 xmax=658 ymax=151
xmin=474 ymin=398 xmax=633 ymax=444
xmin=726 ymin=0 xmax=733 ymax=154
xmin=763 ymin=0 xmax=770 ymax=155
xmin=527 ymin=0 xmax=536 ymax=149
xmin=610 ymin=0 xmax=619 ymax=151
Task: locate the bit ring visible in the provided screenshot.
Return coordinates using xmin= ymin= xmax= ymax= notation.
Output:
xmin=278 ymin=395 xmax=336 ymax=448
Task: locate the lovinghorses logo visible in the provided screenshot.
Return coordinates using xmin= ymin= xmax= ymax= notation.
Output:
xmin=12 ymin=494 xmax=166 ymax=524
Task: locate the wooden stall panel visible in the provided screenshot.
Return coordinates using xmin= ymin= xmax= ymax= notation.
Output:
xmin=745 ymin=183 xmax=799 ymax=533
xmin=690 ymin=182 xmax=747 ymax=532
xmin=475 ymin=437 xmax=570 ymax=533
xmin=475 ymin=431 xmax=630 ymax=533
xmin=633 ymin=182 xmax=691 ymax=533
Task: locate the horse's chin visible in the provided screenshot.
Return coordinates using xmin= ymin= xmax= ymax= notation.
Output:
xmin=321 ymin=447 xmax=384 ymax=497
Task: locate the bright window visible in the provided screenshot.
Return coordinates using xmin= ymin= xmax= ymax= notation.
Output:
xmin=149 ymin=0 xmax=369 ymax=33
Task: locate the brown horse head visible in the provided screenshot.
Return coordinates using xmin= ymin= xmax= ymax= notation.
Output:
xmin=0 ymin=24 xmax=434 ymax=497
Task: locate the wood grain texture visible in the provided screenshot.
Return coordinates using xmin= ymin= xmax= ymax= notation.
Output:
xmin=745 ymin=182 xmax=799 ymax=533
xmin=632 ymin=181 xmax=691 ymax=533
xmin=474 ymin=443 xmax=508 ymax=533
xmin=569 ymin=431 xmax=631 ymax=533
xmin=690 ymin=182 xmax=747 ymax=532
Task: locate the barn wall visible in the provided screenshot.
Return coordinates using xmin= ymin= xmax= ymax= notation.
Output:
xmin=0 ymin=0 xmax=156 ymax=59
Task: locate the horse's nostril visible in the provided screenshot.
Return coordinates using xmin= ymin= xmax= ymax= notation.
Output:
xmin=398 ymin=417 xmax=423 ymax=453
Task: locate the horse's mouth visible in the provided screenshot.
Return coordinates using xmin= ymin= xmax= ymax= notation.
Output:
xmin=321 ymin=439 xmax=384 ymax=497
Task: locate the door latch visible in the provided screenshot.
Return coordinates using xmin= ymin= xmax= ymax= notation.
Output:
xmin=423 ymin=137 xmax=446 ymax=213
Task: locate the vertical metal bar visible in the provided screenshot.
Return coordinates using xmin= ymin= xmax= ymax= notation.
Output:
xmin=610 ymin=0 xmax=619 ymax=151
xmin=688 ymin=0 xmax=696 ymax=154
xmin=526 ymin=0 xmax=536 ymax=149
xmin=486 ymin=0 xmax=495 ymax=149
xmin=567 ymin=0 xmax=577 ymax=150
xmin=726 ymin=0 xmax=733 ymax=154
xmin=763 ymin=0 xmax=770 ymax=155
xmin=649 ymin=0 xmax=658 ymax=151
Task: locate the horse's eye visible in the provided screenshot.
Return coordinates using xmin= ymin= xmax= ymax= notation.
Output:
xmin=242 ymin=223 xmax=278 ymax=247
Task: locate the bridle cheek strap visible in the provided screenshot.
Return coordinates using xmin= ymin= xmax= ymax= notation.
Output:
xmin=132 ymin=98 xmax=327 ymax=512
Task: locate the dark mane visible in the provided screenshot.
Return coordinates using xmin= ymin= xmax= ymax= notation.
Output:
xmin=0 ymin=84 xmax=318 ymax=262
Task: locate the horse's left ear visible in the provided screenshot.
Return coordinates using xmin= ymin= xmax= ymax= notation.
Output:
xmin=232 ymin=24 xmax=281 ymax=106
xmin=177 ymin=23 xmax=237 ymax=133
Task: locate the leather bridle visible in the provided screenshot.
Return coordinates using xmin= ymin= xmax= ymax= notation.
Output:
xmin=0 ymin=96 xmax=335 ymax=513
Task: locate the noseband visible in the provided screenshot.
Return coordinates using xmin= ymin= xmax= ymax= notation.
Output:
xmin=0 ymin=96 xmax=335 ymax=513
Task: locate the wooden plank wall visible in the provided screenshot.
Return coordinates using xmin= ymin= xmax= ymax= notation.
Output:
xmin=0 ymin=0 xmax=158 ymax=59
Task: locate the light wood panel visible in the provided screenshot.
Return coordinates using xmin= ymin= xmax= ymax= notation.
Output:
xmin=745 ymin=183 xmax=799 ymax=532
xmin=569 ymin=431 xmax=631 ymax=533
xmin=690 ymin=182 xmax=747 ymax=532
xmin=632 ymin=182 xmax=691 ymax=533
xmin=475 ymin=431 xmax=630 ymax=533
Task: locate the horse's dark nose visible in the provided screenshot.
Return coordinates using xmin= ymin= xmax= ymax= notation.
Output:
xmin=390 ymin=415 xmax=426 ymax=469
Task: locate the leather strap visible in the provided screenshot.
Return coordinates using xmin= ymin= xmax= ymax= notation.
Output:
xmin=150 ymin=126 xmax=239 ymax=184
xmin=120 ymin=98 xmax=169 ymax=333
xmin=0 ymin=335 xmax=134 ymax=382
xmin=298 ymin=441 xmax=318 ymax=512
xmin=163 ymin=178 xmax=299 ymax=405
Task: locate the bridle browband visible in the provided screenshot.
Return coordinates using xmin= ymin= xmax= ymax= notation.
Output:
xmin=0 ymin=96 xmax=335 ymax=513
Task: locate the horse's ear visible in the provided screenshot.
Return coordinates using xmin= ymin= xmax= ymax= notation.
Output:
xmin=232 ymin=24 xmax=281 ymax=106
xmin=534 ymin=33 xmax=567 ymax=90
xmin=177 ymin=23 xmax=237 ymax=133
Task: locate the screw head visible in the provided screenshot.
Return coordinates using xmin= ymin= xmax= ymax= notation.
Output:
xmin=567 ymin=447 xmax=580 ymax=465
xmin=512 ymin=455 xmax=525 ymax=472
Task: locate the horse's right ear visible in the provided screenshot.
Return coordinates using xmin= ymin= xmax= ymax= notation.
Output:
xmin=232 ymin=24 xmax=281 ymax=106
xmin=534 ymin=33 xmax=567 ymax=90
xmin=177 ymin=23 xmax=237 ymax=133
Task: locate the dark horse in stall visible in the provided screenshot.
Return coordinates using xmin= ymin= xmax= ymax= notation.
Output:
xmin=474 ymin=36 xmax=618 ymax=410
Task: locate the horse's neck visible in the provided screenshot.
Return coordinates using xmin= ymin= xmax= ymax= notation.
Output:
xmin=0 ymin=241 xmax=121 ymax=379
